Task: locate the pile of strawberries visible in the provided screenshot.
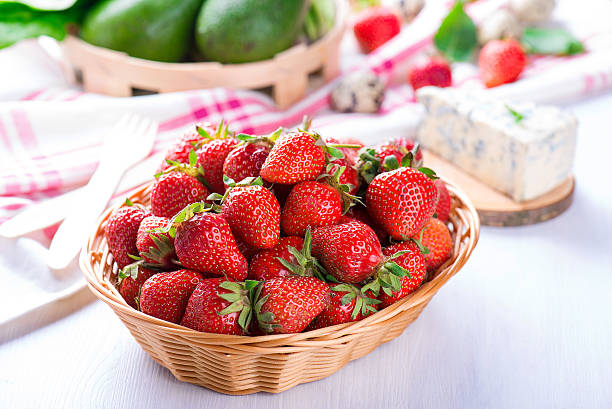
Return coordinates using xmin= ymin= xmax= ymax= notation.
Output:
xmin=104 ymin=119 xmax=454 ymax=335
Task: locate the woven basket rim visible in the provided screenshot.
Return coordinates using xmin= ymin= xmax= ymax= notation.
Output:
xmin=79 ymin=177 xmax=480 ymax=344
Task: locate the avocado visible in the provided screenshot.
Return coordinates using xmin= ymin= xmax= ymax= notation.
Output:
xmin=195 ymin=0 xmax=309 ymax=64
xmin=81 ymin=0 xmax=203 ymax=62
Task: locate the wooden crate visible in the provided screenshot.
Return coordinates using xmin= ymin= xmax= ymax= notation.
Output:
xmin=61 ymin=0 xmax=348 ymax=108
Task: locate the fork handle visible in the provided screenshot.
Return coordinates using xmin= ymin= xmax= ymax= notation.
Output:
xmin=47 ymin=161 xmax=126 ymax=272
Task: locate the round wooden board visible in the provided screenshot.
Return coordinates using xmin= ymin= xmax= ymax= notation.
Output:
xmin=423 ymin=150 xmax=575 ymax=227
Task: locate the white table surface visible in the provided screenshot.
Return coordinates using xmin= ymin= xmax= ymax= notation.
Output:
xmin=1 ymin=92 xmax=612 ymax=409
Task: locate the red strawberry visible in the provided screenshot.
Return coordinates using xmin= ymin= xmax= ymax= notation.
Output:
xmin=307 ymin=283 xmax=380 ymax=330
xmin=479 ymin=39 xmax=526 ymax=88
xmin=324 ymin=136 xmax=364 ymax=166
xmin=174 ymin=211 xmax=248 ymax=280
xmin=413 ymin=217 xmax=453 ymax=271
xmin=387 ymin=136 xmax=423 ymax=165
xmin=221 ymin=183 xmax=280 ymax=249
xmin=181 ymin=278 xmax=255 ymax=335
xmin=270 ymin=183 xmax=294 ymax=207
xmin=254 ymin=276 xmax=330 ymax=334
xmin=118 ymin=263 xmax=156 ymax=309
xmin=197 ymin=138 xmax=239 ymax=193
xmin=353 ymin=7 xmax=401 ymax=53
xmin=136 ymin=216 xmax=176 ymax=269
xmin=281 ymin=181 xmax=342 ymax=236
xmin=104 ymin=202 xmax=150 ymax=268
xmin=366 ymin=167 xmax=438 ymax=240
xmin=223 ymin=142 xmax=271 ymax=188
xmin=248 ymin=236 xmax=304 ymax=280
xmin=150 ymin=172 xmax=209 ymax=218
xmin=311 ymin=220 xmax=383 ymax=283
xmin=330 ymin=159 xmax=359 ymax=195
xmin=260 ymin=130 xmax=325 ymax=184
xmin=158 ymin=121 xmax=219 ymax=171
xmin=139 ymin=269 xmax=203 ymax=323
xmin=378 ymin=241 xmax=427 ymax=308
xmin=236 ymin=239 xmax=259 ymax=262
xmin=341 ymin=206 xmax=388 ymax=243
xmin=434 ymin=179 xmax=451 ymax=222
xmin=407 ymin=57 xmax=452 ymax=91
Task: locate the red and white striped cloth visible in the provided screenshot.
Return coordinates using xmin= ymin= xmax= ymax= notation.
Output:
xmin=1 ymin=0 xmax=612 ymax=230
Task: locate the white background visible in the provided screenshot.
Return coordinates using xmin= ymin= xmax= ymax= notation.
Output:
xmin=1 ymin=92 xmax=611 ymax=408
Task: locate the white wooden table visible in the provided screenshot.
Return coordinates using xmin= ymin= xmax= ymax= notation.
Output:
xmin=1 ymin=92 xmax=611 ymax=408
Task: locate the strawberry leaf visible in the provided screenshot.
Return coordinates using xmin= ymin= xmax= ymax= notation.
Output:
xmin=124 ymin=198 xmax=134 ymax=206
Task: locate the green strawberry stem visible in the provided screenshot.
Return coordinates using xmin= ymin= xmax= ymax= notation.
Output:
xmin=361 ymin=250 xmax=412 ymax=297
xmin=332 ymin=283 xmax=381 ymax=320
xmin=276 ymin=226 xmax=329 ymax=280
xmin=217 ymin=280 xmax=259 ymax=333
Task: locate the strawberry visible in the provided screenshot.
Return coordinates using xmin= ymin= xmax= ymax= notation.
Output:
xmin=413 ymin=217 xmax=453 ymax=271
xmin=358 ymin=139 xmax=423 ymax=183
xmin=377 ymin=240 xmax=427 ymax=308
xmin=479 ymin=39 xmax=526 ymax=88
xmin=139 ymin=269 xmax=203 ymax=323
xmin=307 ymin=283 xmax=380 ymax=330
xmin=407 ymin=57 xmax=452 ymax=91
xmin=197 ymin=137 xmax=239 ymax=193
xmin=181 ymin=278 xmax=257 ymax=335
xmin=254 ymin=276 xmax=330 ymax=334
xmin=158 ymin=121 xmax=219 ymax=171
xmin=324 ymin=136 xmax=364 ymax=166
xmin=270 ymin=182 xmax=294 ymax=207
xmin=150 ymin=171 xmax=209 ymax=218
xmin=248 ymin=236 xmax=304 ymax=280
xmin=236 ymin=239 xmax=259 ymax=262
xmin=118 ymin=263 xmax=156 ymax=309
xmin=311 ymin=220 xmax=383 ymax=283
xmin=219 ymin=179 xmax=281 ymax=249
xmin=260 ymin=130 xmax=325 ymax=184
xmin=173 ymin=208 xmax=248 ymax=280
xmin=223 ymin=142 xmax=271 ymax=188
xmin=387 ymin=136 xmax=423 ymax=165
xmin=353 ymin=7 xmax=401 ymax=53
xmin=434 ymin=179 xmax=451 ymax=222
xmin=104 ymin=201 xmax=150 ymax=268
xmin=340 ymin=206 xmax=388 ymax=243
xmin=330 ymin=159 xmax=359 ymax=195
xmin=366 ymin=167 xmax=438 ymax=240
xmin=281 ymin=180 xmax=342 ymax=236
xmin=136 ymin=216 xmax=176 ymax=269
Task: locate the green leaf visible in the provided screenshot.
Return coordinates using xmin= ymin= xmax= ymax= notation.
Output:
xmin=124 ymin=198 xmax=133 ymax=206
xmin=189 ymin=149 xmax=197 ymax=167
xmin=196 ymin=126 xmax=210 ymax=139
xmin=327 ymin=146 xmax=345 ymax=159
xmin=0 ymin=2 xmax=86 ymax=49
xmin=417 ymin=167 xmax=439 ymax=180
xmin=505 ymin=104 xmax=524 ymax=123
xmin=521 ymin=27 xmax=585 ymax=56
xmin=433 ymin=1 xmax=477 ymax=62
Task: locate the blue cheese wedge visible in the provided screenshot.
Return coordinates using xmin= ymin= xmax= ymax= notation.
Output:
xmin=416 ymin=86 xmax=577 ymax=202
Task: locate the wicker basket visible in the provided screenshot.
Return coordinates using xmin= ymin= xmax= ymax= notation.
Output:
xmin=79 ymin=178 xmax=479 ymax=395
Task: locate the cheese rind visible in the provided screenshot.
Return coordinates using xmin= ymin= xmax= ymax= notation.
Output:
xmin=416 ymin=86 xmax=577 ymax=202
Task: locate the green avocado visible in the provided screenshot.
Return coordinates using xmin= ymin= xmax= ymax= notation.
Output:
xmin=195 ymin=0 xmax=309 ymax=64
xmin=80 ymin=0 xmax=203 ymax=62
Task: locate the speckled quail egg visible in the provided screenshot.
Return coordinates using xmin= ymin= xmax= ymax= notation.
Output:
xmin=477 ymin=9 xmax=524 ymax=45
xmin=510 ymin=0 xmax=556 ymax=24
xmin=330 ymin=71 xmax=386 ymax=113
xmin=384 ymin=0 xmax=424 ymax=22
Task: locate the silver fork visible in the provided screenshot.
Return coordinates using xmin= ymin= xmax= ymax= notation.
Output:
xmin=46 ymin=114 xmax=158 ymax=272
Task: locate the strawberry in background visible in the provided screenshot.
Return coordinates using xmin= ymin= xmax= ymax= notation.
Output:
xmin=353 ymin=6 xmax=401 ymax=53
xmin=479 ymin=39 xmax=527 ymax=88
xmin=407 ymin=57 xmax=452 ymax=91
